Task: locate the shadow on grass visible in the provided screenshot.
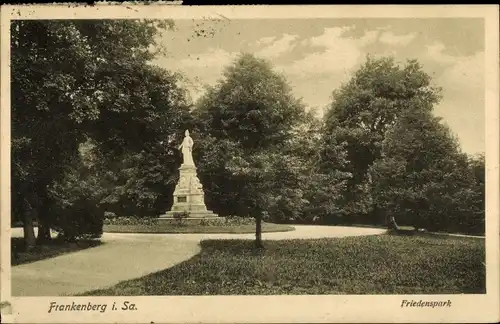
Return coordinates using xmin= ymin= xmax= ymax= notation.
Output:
xmin=11 ymin=237 xmax=103 ymax=266
xmin=83 ymin=234 xmax=485 ymax=296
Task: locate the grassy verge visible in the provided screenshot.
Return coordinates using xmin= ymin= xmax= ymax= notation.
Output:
xmin=103 ymin=222 xmax=294 ymax=234
xmin=83 ymin=233 xmax=485 ymax=295
xmin=337 ymin=223 xmax=484 ymax=237
xmin=11 ymin=238 xmax=102 ymax=266
xmin=335 ymin=224 xmax=415 ymax=231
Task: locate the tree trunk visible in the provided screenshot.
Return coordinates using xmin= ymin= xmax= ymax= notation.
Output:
xmin=37 ymin=216 xmax=52 ymax=244
xmin=35 ymin=182 xmax=52 ymax=244
xmin=255 ymin=212 xmax=263 ymax=249
xmin=22 ymin=198 xmax=36 ymax=251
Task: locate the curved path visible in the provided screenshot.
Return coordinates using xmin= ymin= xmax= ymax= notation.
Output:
xmin=10 ymin=226 xmax=386 ymax=296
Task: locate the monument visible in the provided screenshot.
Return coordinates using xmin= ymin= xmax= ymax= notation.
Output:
xmin=159 ymin=130 xmax=220 ymax=222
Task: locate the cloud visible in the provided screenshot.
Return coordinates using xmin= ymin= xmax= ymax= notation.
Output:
xmin=150 ymin=21 xmax=484 ymax=155
xmin=285 ymin=27 xmax=377 ymax=78
xmin=307 ymin=26 xmax=354 ymax=47
xmin=177 ymin=47 xmax=238 ymax=69
xmin=155 ymin=47 xmax=239 ymax=102
xmin=179 ymin=48 xmax=239 ymax=93
xmin=256 ymin=33 xmax=299 ymax=59
xmin=359 ymin=30 xmax=380 ymax=46
xmin=379 ymin=31 xmax=417 ymax=46
xmin=438 ymin=51 xmax=484 ymax=92
xmin=256 ymin=36 xmax=276 ymax=46
xmin=425 ymin=42 xmax=457 ymax=64
xmin=431 ymin=49 xmax=484 ymax=154
xmin=427 ymin=40 xmax=484 ymax=92
xmin=271 ymin=27 xmax=382 ymax=111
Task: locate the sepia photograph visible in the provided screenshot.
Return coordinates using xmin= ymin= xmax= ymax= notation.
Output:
xmin=1 ymin=4 xmax=499 ymax=324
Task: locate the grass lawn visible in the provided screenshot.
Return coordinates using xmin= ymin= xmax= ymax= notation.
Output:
xmin=83 ymin=233 xmax=485 ymax=295
xmin=11 ymin=238 xmax=102 ymax=266
xmin=337 ymin=223 xmax=415 ymax=231
xmin=103 ymin=222 xmax=294 ymax=234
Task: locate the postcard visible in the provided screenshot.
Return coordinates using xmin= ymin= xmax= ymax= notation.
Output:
xmin=1 ymin=4 xmax=499 ymax=323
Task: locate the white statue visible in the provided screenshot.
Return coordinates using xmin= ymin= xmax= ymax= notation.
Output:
xmin=179 ymin=130 xmax=195 ymax=166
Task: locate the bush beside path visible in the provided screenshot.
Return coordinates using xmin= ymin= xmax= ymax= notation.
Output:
xmin=102 ymin=216 xmax=295 ymax=234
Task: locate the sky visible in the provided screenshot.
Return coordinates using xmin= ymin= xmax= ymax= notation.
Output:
xmin=151 ymin=18 xmax=485 ymax=155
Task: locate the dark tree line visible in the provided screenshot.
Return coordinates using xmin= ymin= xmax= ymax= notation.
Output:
xmin=12 ymin=20 xmax=485 ymax=250
xmin=11 ymin=20 xmax=191 ymax=249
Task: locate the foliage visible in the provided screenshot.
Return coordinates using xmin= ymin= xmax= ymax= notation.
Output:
xmin=466 ymin=153 xmax=485 ymax=234
xmin=84 ymin=235 xmax=485 ymax=295
xmin=195 ymin=53 xmax=305 ymax=150
xmin=103 ymin=215 xmax=159 ymax=226
xmin=102 ymin=221 xmax=294 ymax=234
xmin=172 ymin=211 xmax=190 ymax=225
xmin=370 ymin=109 xmax=484 ymax=234
xmin=204 ymin=216 xmax=257 ymax=226
xmin=193 ymin=53 xmax=304 ymax=218
xmin=11 ymin=19 xmax=174 ymax=188
xmin=101 ymin=215 xmax=285 ymax=228
xmin=12 ymin=19 xmax=486 ymax=247
xmin=172 ymin=211 xmax=191 ymax=219
xmin=322 ymin=56 xmax=442 ymax=220
xmin=47 ymin=147 xmax=106 ymax=240
xmin=193 ymin=53 xmax=349 ymax=226
xmin=11 ymin=19 xmax=189 ymax=245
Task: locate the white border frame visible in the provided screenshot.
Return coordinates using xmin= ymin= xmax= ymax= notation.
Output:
xmin=1 ymin=4 xmax=499 ymax=323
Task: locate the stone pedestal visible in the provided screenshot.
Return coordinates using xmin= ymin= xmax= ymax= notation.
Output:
xmin=160 ymin=164 xmax=219 ymax=219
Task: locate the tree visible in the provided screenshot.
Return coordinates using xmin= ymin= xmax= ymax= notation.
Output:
xmin=193 ymin=53 xmax=310 ymax=246
xmin=310 ymin=129 xmax=352 ymax=224
xmin=194 ymin=53 xmax=306 ymax=212
xmin=226 ymin=152 xmax=279 ymax=247
xmin=195 ymin=53 xmax=305 ymax=150
xmin=322 ymin=56 xmax=442 ymax=223
xmin=11 ymin=19 xmax=188 ymax=248
xmin=465 ymin=153 xmax=485 ymax=234
xmin=48 ymin=144 xmax=106 ymax=241
xmin=369 ymin=108 xmax=481 ymax=233
xmin=83 ymin=64 xmax=193 ymax=218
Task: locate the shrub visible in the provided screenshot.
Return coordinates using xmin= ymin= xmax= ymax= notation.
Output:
xmin=52 ymin=197 xmax=104 ymax=241
xmin=103 ymin=215 xmax=158 ymax=226
xmin=198 ymin=218 xmax=226 ymax=226
xmin=197 ymin=216 xmax=256 ymax=227
xmin=224 ymin=216 xmax=256 ymax=226
xmin=102 ymin=215 xmax=271 ymax=228
xmin=172 ymin=211 xmax=190 ymax=225
xmin=104 ymin=211 xmax=117 ymax=219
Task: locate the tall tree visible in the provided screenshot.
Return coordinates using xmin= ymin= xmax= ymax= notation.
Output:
xmin=195 ymin=53 xmax=305 ymax=149
xmin=193 ymin=53 xmax=310 ymax=246
xmin=465 ymin=153 xmax=485 ymax=234
xmin=194 ymin=53 xmax=305 ymax=213
xmin=11 ymin=19 xmax=188 ymax=247
xmin=369 ymin=109 xmax=481 ymax=233
xmin=322 ymin=56 xmax=442 ymax=222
